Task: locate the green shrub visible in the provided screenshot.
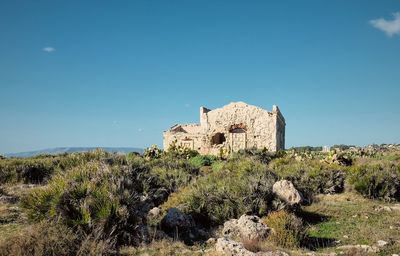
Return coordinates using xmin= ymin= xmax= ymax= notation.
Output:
xmin=20 ymin=151 xmax=201 ymax=248
xmin=21 ymin=160 xmax=151 ymax=247
xmin=211 ymin=160 xmax=225 ymax=172
xmin=162 ymin=157 xmax=277 ymax=224
xmin=188 ymin=155 xmax=217 ymax=169
xmin=348 ymin=163 xmax=400 ymax=201
xmin=149 ymin=166 xmax=195 ymax=192
xmin=262 ymin=210 xmax=305 ymax=248
xmin=22 ymin=162 xmax=117 ymax=222
xmin=0 ymin=149 xmax=113 ymax=185
xmin=0 ymin=158 xmax=58 ymax=184
xmin=164 ymin=140 xmax=199 ymax=159
xmin=237 ymin=147 xmax=285 ymax=164
xmin=144 ymin=145 xmax=163 ymax=160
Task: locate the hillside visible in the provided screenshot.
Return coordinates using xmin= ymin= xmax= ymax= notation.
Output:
xmin=0 ymin=145 xmax=400 ymax=255
xmin=4 ymin=147 xmax=144 ymax=158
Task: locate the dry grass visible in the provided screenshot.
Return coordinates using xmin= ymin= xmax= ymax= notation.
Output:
xmin=262 ymin=210 xmax=305 ymax=249
xmin=0 ymin=222 xmax=80 ymax=256
xmin=0 ymin=184 xmax=31 ymax=244
xmin=120 ymin=240 xmax=214 ymax=256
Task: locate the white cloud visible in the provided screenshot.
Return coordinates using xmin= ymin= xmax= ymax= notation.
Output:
xmin=42 ymin=47 xmax=56 ymax=53
xmin=370 ymin=12 xmax=400 ymax=37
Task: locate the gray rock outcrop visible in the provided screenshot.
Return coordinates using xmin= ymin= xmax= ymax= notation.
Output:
xmin=216 ymin=237 xmax=289 ymax=256
xmin=222 ymin=214 xmax=271 ymax=240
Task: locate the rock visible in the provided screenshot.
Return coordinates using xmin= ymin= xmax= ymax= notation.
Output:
xmin=375 ymin=204 xmax=400 ymax=212
xmin=215 ymin=237 xmax=289 ymax=256
xmin=153 ymin=230 xmax=170 ymax=240
xmin=376 ymin=240 xmax=389 ymax=247
xmin=306 ymin=253 xmax=337 ymax=256
xmin=161 ymin=208 xmax=195 ymax=234
xmin=223 ymin=219 xmax=239 ymax=238
xmin=160 ymin=208 xmax=209 ymax=243
xmin=222 ymin=214 xmax=271 ymax=240
xmin=0 ymin=195 xmax=18 ymax=204
xmin=272 ymin=180 xmax=302 ymax=205
xmin=216 ymin=237 xmax=254 ymax=256
xmin=337 ymin=244 xmax=379 ymax=253
xmin=206 ymin=237 xmax=216 ymax=244
xmin=147 ymin=207 xmax=161 ymax=219
xmin=260 ymin=251 xmax=290 ymax=256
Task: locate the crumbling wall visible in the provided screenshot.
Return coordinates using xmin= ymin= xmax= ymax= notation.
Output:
xmin=202 ymin=102 xmax=280 ymax=154
xmin=162 ymin=102 xmax=285 ymax=155
xmin=163 ymin=124 xmax=204 ymax=151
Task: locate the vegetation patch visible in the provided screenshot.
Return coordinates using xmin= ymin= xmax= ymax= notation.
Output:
xmin=1 ymin=145 xmax=400 ymax=255
xmin=262 ymin=210 xmax=306 ymax=249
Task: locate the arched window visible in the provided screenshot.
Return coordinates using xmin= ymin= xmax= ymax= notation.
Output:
xmin=229 ymin=128 xmax=246 ymax=133
xmin=211 ymin=132 xmax=226 ymax=145
xmin=229 ymin=123 xmax=247 ymax=133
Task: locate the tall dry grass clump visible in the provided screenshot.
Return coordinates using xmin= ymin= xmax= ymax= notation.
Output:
xmin=262 ymin=210 xmax=305 ymax=249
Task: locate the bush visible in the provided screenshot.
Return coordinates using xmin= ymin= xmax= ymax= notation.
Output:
xmin=149 ymin=166 xmax=196 ymax=192
xmin=165 ymin=141 xmax=199 ymax=160
xmin=0 ymin=158 xmax=58 ymax=184
xmin=21 ymin=160 xmax=151 ymax=248
xmin=0 ymin=222 xmax=81 ymax=256
xmin=188 ymin=155 xmax=217 ymax=169
xmin=144 ymin=145 xmax=163 ymax=160
xmin=19 ymin=150 xmax=202 ymax=249
xmin=262 ymin=210 xmax=305 ymax=249
xmin=211 ymin=160 xmax=225 ymax=172
xmin=0 ymin=149 xmax=114 ymax=184
xmin=348 ymin=163 xmax=400 ymax=201
xmin=237 ymin=147 xmax=285 ymax=164
xmin=161 ymin=157 xmax=277 ymax=225
xmin=269 ymin=157 xmax=345 ymax=200
xmin=0 ymin=221 xmax=112 ymax=256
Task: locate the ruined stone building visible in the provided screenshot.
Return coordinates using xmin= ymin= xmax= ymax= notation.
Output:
xmin=163 ymin=102 xmax=285 ymax=155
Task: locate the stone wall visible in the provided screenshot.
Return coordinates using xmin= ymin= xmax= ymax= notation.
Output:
xmin=163 ymin=102 xmax=285 ymax=155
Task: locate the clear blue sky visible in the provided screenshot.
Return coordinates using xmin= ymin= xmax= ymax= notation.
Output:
xmin=1 ymin=0 xmax=400 ymax=154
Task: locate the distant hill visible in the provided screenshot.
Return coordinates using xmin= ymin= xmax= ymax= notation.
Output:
xmin=4 ymin=147 xmax=144 ymax=158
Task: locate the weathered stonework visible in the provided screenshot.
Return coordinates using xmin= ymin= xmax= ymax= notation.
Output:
xmin=163 ymin=102 xmax=285 ymax=155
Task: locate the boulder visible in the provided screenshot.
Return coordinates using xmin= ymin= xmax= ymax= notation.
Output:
xmin=223 ymin=214 xmax=270 ymax=240
xmin=161 ymin=208 xmax=195 ymax=234
xmin=147 ymin=207 xmax=161 ymax=219
xmin=376 ymin=240 xmax=389 ymax=247
xmin=216 ymin=237 xmax=254 ymax=256
xmin=272 ymin=180 xmax=302 ymax=205
xmin=337 ymin=244 xmax=379 ymax=254
xmin=216 ymin=237 xmax=289 ymax=256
